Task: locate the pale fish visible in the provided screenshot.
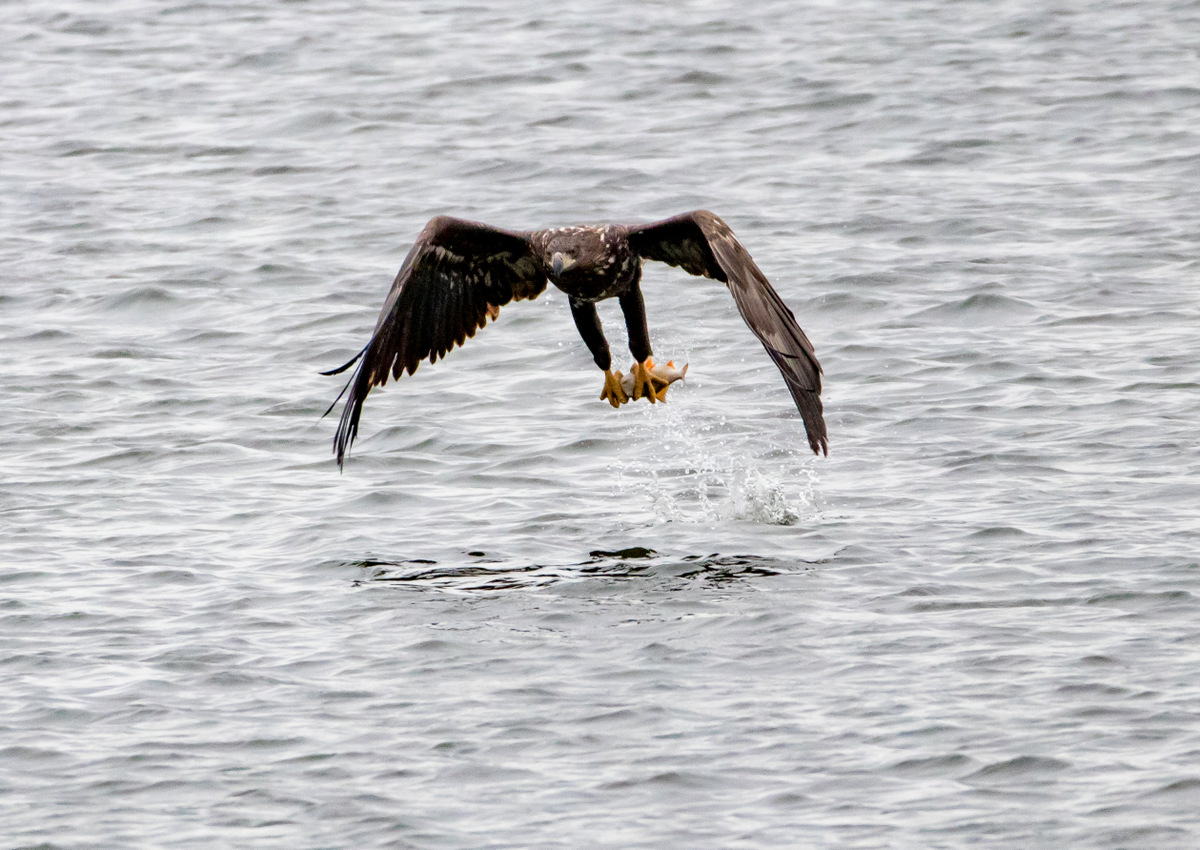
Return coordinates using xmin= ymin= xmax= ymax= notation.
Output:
xmin=617 ymin=358 xmax=689 ymax=403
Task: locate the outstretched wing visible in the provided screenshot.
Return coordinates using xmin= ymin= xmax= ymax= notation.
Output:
xmin=628 ymin=210 xmax=827 ymax=455
xmin=324 ymin=215 xmax=546 ymax=467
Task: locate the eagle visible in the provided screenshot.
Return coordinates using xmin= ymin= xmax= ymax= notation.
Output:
xmin=324 ymin=210 xmax=827 ymax=467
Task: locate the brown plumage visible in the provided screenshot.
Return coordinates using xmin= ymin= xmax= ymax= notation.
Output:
xmin=324 ymin=210 xmax=827 ymax=467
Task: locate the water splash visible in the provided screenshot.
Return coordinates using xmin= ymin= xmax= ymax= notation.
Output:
xmin=612 ymin=406 xmax=821 ymax=527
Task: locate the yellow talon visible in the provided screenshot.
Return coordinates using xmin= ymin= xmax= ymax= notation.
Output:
xmin=604 ymin=358 xmax=687 ymax=408
xmin=600 ymin=369 xmax=628 ymax=408
xmin=631 ymin=358 xmax=657 ymax=403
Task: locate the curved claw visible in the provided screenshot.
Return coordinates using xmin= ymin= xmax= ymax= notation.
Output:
xmin=631 ymin=359 xmax=657 ymax=404
xmin=600 ymin=369 xmax=629 ymax=408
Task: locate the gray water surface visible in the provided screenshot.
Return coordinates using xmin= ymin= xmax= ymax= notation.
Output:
xmin=4 ymin=1 xmax=1200 ymax=847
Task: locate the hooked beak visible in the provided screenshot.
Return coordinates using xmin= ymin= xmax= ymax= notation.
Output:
xmin=551 ymin=252 xmax=575 ymax=277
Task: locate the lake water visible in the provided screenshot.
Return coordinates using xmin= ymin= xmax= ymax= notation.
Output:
xmin=3 ymin=1 xmax=1200 ymax=847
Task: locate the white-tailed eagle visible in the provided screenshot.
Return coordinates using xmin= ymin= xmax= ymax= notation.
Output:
xmin=324 ymin=210 xmax=827 ymax=467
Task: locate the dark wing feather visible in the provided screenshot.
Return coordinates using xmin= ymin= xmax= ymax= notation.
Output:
xmin=628 ymin=210 xmax=827 ymax=455
xmin=325 ymin=215 xmax=546 ymax=467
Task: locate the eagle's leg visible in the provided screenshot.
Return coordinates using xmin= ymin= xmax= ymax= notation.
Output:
xmin=570 ymin=298 xmax=627 ymax=407
xmin=619 ymin=285 xmax=659 ymax=404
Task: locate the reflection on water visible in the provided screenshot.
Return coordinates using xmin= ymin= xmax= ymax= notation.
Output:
xmin=354 ymin=549 xmax=799 ymax=592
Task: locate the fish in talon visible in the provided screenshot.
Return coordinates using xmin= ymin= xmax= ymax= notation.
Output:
xmin=620 ymin=359 xmax=687 ymax=402
xmin=650 ymin=359 xmax=688 ymax=383
xmin=630 ymin=359 xmax=657 ymax=402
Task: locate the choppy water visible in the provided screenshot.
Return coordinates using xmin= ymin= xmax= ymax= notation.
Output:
xmin=4 ymin=1 xmax=1200 ymax=847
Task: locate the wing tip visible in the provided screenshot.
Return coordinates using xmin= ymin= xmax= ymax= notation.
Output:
xmin=320 ymin=344 xmax=368 ymax=378
xmin=800 ymin=399 xmax=829 ymax=457
xmin=332 ymin=392 xmax=362 ymax=471
xmin=327 ymin=351 xmax=373 ymax=470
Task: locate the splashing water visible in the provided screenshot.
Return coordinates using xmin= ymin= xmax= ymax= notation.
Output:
xmin=612 ymin=404 xmax=821 ymax=527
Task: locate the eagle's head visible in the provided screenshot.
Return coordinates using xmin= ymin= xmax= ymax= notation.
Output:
xmin=540 ymin=226 xmax=609 ymax=279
